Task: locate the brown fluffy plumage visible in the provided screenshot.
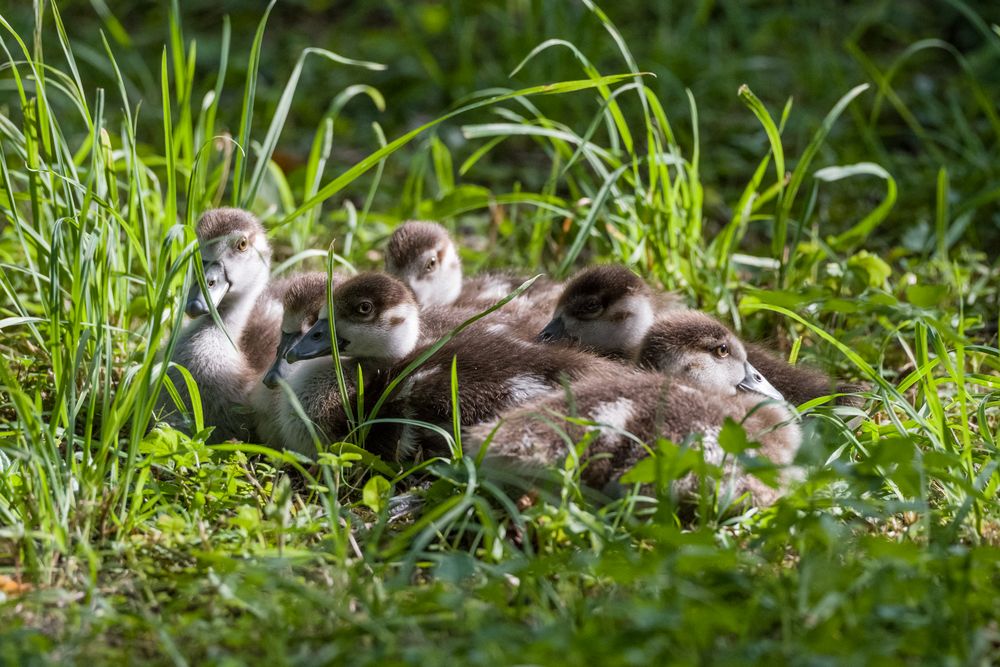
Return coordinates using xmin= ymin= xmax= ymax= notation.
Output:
xmin=558 ymin=264 xmax=648 ymax=313
xmin=542 ymin=264 xmax=863 ymax=407
xmin=281 ymin=272 xmax=329 ymax=322
xmin=240 ymin=279 xmax=287 ymax=376
xmin=456 ymin=271 xmax=561 ymax=309
xmin=196 ymin=207 xmax=268 ymax=247
xmin=467 ymin=366 xmax=799 ymax=506
xmin=382 ymin=332 xmax=620 ymax=459
xmin=635 ymin=310 xmax=740 ymax=371
xmin=556 ymin=264 xmax=679 ymax=322
xmin=744 ymin=343 xmax=831 ymax=406
xmin=338 ymin=272 xmax=415 ymax=317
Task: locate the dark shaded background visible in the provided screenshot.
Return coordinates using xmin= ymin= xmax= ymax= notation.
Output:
xmin=4 ymin=0 xmax=999 ymax=250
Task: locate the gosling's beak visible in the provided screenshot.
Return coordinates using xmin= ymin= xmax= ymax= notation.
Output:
xmin=262 ymin=358 xmax=291 ymax=388
xmin=537 ymin=316 xmax=568 ymax=343
xmin=263 ymin=332 xmax=299 ymax=387
xmin=738 ymin=361 xmax=784 ymax=402
xmin=185 ymin=265 xmax=229 ymax=317
xmin=185 ymin=290 xmax=210 ymax=317
xmin=286 ymin=319 xmax=332 ymax=363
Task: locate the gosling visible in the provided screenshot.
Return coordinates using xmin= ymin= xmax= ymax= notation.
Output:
xmin=384 ymin=220 xmax=561 ymax=311
xmin=248 ymin=271 xmax=335 ymax=453
xmin=156 ymin=208 xmax=276 ymax=443
xmin=285 ymin=272 xmax=620 ymax=460
xmin=538 ymin=263 xmax=862 ymax=406
xmin=470 ymin=310 xmax=800 ymax=507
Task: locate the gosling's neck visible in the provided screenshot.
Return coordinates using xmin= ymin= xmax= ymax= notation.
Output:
xmin=191 ymin=279 xmax=268 ymax=347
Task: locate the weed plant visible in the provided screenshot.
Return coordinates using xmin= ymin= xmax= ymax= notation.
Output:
xmin=0 ymin=1 xmax=999 ymax=664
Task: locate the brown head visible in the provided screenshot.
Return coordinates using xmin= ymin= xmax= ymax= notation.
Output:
xmin=637 ymin=311 xmax=783 ymax=400
xmin=262 ymin=272 xmax=329 ymax=388
xmin=537 ymin=264 xmax=655 ymax=357
xmin=384 ymin=221 xmax=463 ymax=307
xmin=186 ymin=208 xmax=272 ymax=317
xmin=286 ymin=272 xmax=421 ymax=365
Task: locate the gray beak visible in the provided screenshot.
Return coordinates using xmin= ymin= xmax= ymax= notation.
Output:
xmin=537 ymin=316 xmax=568 ymax=343
xmin=185 ymin=289 xmax=211 ymax=317
xmin=185 ymin=264 xmax=229 ymax=318
xmin=738 ymin=361 xmax=784 ymax=401
xmin=286 ymin=319 xmax=332 ymax=363
xmin=262 ymin=358 xmax=292 ymax=388
xmin=263 ymin=332 xmax=300 ymax=387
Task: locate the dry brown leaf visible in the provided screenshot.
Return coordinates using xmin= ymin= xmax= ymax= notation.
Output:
xmin=0 ymin=575 xmax=32 ymax=596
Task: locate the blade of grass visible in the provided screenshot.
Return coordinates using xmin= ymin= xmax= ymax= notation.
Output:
xmin=277 ymin=73 xmax=644 ymax=227
xmin=231 ymin=0 xmax=275 ymax=207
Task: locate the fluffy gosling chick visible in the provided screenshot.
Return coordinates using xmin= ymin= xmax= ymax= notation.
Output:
xmin=286 ymin=272 xmax=620 ymax=460
xmin=537 ymin=264 xmax=681 ymax=358
xmin=538 ymin=264 xmax=861 ymax=406
xmin=384 ymin=220 xmax=561 ymax=312
xmin=157 ymin=208 xmax=274 ymax=443
xmin=247 ymin=271 xmax=329 ymax=453
xmin=470 ymin=311 xmax=800 ymax=506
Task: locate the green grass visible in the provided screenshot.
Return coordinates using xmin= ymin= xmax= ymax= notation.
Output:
xmin=1 ymin=1 xmax=1000 ymax=664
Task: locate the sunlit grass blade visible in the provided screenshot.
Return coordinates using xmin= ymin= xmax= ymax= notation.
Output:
xmin=230 ymin=0 xmax=275 ymax=206
xmin=816 ymin=162 xmax=897 ymax=251
xmin=242 ymin=47 xmax=385 ymax=208
xmin=277 ymin=73 xmax=645 ymax=227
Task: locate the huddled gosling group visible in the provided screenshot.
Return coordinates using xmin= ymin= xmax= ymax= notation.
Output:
xmin=155 ymin=209 xmax=863 ymax=507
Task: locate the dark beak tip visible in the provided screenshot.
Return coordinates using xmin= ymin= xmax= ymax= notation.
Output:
xmin=185 ymin=301 xmax=209 ymax=317
xmin=537 ymin=318 xmax=566 ymax=344
xmin=262 ymin=362 xmax=286 ymax=386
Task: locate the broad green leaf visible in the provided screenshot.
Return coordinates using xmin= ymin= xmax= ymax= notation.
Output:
xmin=362 ymin=475 xmax=392 ymax=514
xmin=906 ymin=284 xmax=949 ymax=308
xmin=717 ymin=418 xmax=756 ymax=455
xmin=847 ymin=251 xmax=892 ymax=287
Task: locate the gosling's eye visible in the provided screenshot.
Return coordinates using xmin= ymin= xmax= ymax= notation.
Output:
xmin=357 ymin=301 xmax=374 ymax=316
xmin=424 ymin=256 xmax=437 ymax=273
xmin=714 ymin=344 xmax=730 ymax=358
xmin=236 ymin=236 xmax=249 ymax=252
xmin=578 ymin=299 xmax=603 ymax=317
